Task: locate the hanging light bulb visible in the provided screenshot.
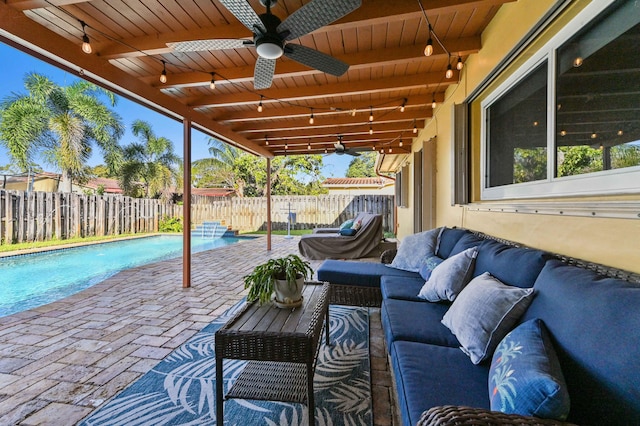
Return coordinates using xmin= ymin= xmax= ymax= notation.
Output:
xmin=324 ymin=148 xmax=328 ymax=153
xmin=413 ymin=124 xmax=418 ymax=134
xmin=309 ymin=110 xmax=314 ymax=125
xmin=431 ymin=95 xmax=437 ymax=109
xmin=265 ymin=136 xmax=269 ymax=146
xmin=351 ymin=109 xmax=357 ymax=117
xmin=159 ymin=60 xmax=167 ymax=84
xmin=369 ymin=107 xmax=374 ymax=122
xmin=400 ymin=99 xmax=406 ymax=113
xmin=389 ymin=147 xmax=393 ymax=153
xmin=209 ymin=73 xmax=216 ymax=90
xmin=445 ymin=63 xmax=454 ymax=79
xmin=560 ymin=130 xmax=567 ymax=137
xmin=257 ymin=95 xmax=263 ymax=113
xmin=284 ymin=143 xmax=288 ymax=150
xmin=573 ymin=57 xmax=583 ymax=67
xmin=424 ymin=25 xmax=434 ymax=56
xmin=80 ymin=21 xmax=92 ymax=54
xmin=618 ymin=130 xmax=624 ymax=136
xmin=372 ymin=144 xmax=376 ymax=151
xmin=308 ymin=142 xmax=311 ymax=150
xmin=591 ymin=132 xmax=597 ymax=139
xmin=456 ymin=56 xmax=463 ymax=70
xmin=399 ymin=139 xmax=403 ymax=147
xmin=369 ymin=125 xmax=373 ymax=135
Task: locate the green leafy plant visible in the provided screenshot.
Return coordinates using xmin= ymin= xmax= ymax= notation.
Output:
xmin=159 ymin=216 xmax=183 ymax=233
xmin=243 ymin=254 xmax=313 ymax=305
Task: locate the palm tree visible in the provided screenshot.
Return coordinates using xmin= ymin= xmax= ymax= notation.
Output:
xmin=192 ymin=138 xmax=245 ymax=197
xmin=119 ymin=119 xmax=182 ymax=200
xmin=0 ymin=73 xmax=124 ymax=192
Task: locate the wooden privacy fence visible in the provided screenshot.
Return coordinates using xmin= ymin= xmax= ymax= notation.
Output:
xmin=0 ymin=190 xmax=179 ymax=244
xmin=0 ymin=190 xmax=394 ymax=244
xmin=191 ymin=194 xmax=395 ymax=233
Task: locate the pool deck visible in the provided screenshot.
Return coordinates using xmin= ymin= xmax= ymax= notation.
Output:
xmin=0 ymin=235 xmax=395 ymax=426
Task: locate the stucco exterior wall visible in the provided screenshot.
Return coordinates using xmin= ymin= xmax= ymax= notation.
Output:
xmin=396 ymin=0 xmax=640 ymax=273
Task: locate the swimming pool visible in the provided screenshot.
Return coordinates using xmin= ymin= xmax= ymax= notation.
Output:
xmin=0 ymin=235 xmax=251 ymax=317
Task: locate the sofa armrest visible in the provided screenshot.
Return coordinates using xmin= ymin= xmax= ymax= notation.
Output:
xmin=380 ymin=249 xmax=397 ymax=264
xmin=418 ymin=406 xmax=575 ymax=426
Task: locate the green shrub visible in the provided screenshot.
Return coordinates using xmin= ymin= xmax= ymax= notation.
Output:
xmin=159 ymin=216 xmax=183 ymax=233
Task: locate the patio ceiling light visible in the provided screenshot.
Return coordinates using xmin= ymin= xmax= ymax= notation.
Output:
xmin=258 ymin=95 xmax=264 ymax=112
xmin=431 ymin=94 xmax=437 ymax=109
xmin=369 ymin=106 xmax=373 ymax=122
xmin=80 ymin=21 xmax=92 ymax=54
xmin=457 ymin=56 xmax=464 ymax=70
xmin=309 ymin=110 xmax=314 ymax=125
xmin=369 ymin=124 xmax=373 ymax=135
xmin=400 ymin=99 xmax=406 ymax=112
xmin=209 ymin=73 xmax=216 ymax=90
xmin=424 ymin=25 xmax=434 ymax=56
xmin=160 ymin=60 xmax=167 ymax=84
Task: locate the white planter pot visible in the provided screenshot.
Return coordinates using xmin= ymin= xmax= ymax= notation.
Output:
xmin=273 ymin=276 xmax=304 ymax=308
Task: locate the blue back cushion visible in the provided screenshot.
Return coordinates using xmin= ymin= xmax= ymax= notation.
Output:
xmin=448 ymin=233 xmax=484 ymax=257
xmin=436 ymin=228 xmax=469 ymax=258
xmin=473 ymin=239 xmax=548 ymax=288
xmin=521 ymin=260 xmax=640 ymax=424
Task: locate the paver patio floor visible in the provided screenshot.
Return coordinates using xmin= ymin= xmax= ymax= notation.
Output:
xmin=0 ymin=235 xmax=394 ymax=426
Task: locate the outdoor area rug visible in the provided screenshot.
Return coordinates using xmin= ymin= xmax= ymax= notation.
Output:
xmin=79 ymin=301 xmax=372 ymax=426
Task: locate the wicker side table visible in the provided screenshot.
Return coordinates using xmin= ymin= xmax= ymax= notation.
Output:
xmin=215 ymin=281 xmax=330 ymax=426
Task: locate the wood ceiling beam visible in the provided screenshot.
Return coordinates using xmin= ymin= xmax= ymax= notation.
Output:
xmin=0 ymin=1 xmax=272 ymax=158
xmin=248 ymin=121 xmax=424 ymax=140
xmin=144 ymin=38 xmax=480 ymax=89
xmin=94 ymin=0 xmax=502 ymax=59
xmin=189 ymin=72 xmax=454 ymax=108
xmin=233 ymin=110 xmax=429 ymax=133
xmin=215 ymin=94 xmax=444 ymax=123
xmin=6 ymin=0 xmax=90 ymax=10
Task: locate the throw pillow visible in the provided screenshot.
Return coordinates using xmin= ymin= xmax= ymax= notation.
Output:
xmin=339 ymin=228 xmax=357 ymax=236
xmin=489 ymin=318 xmax=570 ymax=420
xmin=389 ymin=227 xmax=443 ymax=272
xmin=339 ymin=219 xmax=354 ymax=230
xmin=418 ymin=255 xmax=444 ymax=281
xmin=418 ymin=247 xmax=478 ymax=301
xmin=441 ymin=272 xmax=535 ymax=364
xmin=352 ymin=220 xmax=362 ymax=231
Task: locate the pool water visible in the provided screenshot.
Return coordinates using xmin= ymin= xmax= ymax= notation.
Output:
xmin=0 ymin=235 xmax=250 ymax=317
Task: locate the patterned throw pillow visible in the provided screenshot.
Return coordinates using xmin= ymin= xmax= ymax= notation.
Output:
xmin=352 ymin=220 xmax=362 ymax=231
xmin=441 ymin=273 xmax=535 ymax=364
xmin=418 ymin=255 xmax=444 ymax=281
xmin=418 ymin=247 xmax=477 ymax=302
xmin=389 ymin=227 xmax=443 ymax=272
xmin=489 ymin=318 xmax=570 ymax=420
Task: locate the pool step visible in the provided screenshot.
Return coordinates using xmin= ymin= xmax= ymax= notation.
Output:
xmin=192 ymin=221 xmax=231 ymax=239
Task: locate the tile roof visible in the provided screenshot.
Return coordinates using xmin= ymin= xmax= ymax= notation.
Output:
xmin=322 ymin=177 xmax=394 ymax=187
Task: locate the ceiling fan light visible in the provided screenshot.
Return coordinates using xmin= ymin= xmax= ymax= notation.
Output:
xmin=256 ymin=40 xmax=284 ymax=59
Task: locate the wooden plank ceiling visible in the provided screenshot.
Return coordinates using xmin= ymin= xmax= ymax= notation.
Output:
xmin=1 ymin=0 xmax=512 ymax=158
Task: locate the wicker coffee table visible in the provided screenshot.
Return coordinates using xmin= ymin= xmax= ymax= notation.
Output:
xmin=215 ymin=281 xmax=330 ymax=426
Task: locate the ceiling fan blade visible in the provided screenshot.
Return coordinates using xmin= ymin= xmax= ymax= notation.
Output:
xmin=254 ymin=57 xmax=276 ymax=89
xmin=278 ymin=0 xmax=362 ymax=41
xmin=346 ymin=150 xmax=361 ymax=157
xmin=219 ymin=0 xmax=264 ymax=33
xmin=167 ymin=39 xmax=249 ymax=52
xmin=285 ymin=44 xmax=349 ymax=76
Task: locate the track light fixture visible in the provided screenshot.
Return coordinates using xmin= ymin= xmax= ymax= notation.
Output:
xmin=160 ymin=60 xmax=167 ymax=84
xmin=257 ymin=95 xmax=264 ymax=113
xmin=80 ymin=21 xmax=92 ymax=54
xmin=209 ymin=73 xmax=216 ymax=90
xmin=456 ymin=56 xmax=463 ymax=70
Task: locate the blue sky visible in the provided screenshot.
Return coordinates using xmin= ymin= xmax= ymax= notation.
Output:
xmin=0 ymin=42 xmax=350 ymax=178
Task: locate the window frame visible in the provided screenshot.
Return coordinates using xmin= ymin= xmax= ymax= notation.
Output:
xmin=480 ymin=0 xmax=640 ymax=200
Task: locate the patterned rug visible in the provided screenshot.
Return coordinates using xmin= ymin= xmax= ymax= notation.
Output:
xmin=79 ymin=301 xmax=371 ymax=425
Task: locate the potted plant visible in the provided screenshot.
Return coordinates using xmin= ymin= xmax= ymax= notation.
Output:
xmin=243 ymin=254 xmax=314 ymax=308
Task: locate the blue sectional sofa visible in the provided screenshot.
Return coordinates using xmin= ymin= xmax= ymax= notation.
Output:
xmin=317 ymin=227 xmax=640 ymax=426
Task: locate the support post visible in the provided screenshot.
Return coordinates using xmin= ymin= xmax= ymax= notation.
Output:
xmin=183 ymin=119 xmax=192 ymax=288
xmin=266 ymin=157 xmax=272 ymax=251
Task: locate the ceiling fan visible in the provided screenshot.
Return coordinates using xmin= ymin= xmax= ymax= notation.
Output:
xmin=168 ymin=0 xmax=361 ymax=89
xmin=334 ymin=137 xmax=363 ymax=157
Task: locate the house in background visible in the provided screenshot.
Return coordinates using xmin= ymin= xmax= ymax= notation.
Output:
xmin=321 ymin=177 xmax=394 ymax=196
xmin=1 ymin=171 xmax=60 ymax=192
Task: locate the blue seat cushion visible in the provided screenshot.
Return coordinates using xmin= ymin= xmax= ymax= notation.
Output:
xmin=380 ymin=275 xmax=425 ymax=302
xmin=391 ymin=341 xmax=490 ymax=426
xmin=317 ymin=259 xmax=420 ymax=288
xmin=436 ymin=228 xmax=469 ymax=258
xmin=473 ymin=239 xmax=548 ymax=288
xmin=382 ymin=298 xmax=459 ymax=349
xmin=521 ymin=260 xmax=640 ymax=424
